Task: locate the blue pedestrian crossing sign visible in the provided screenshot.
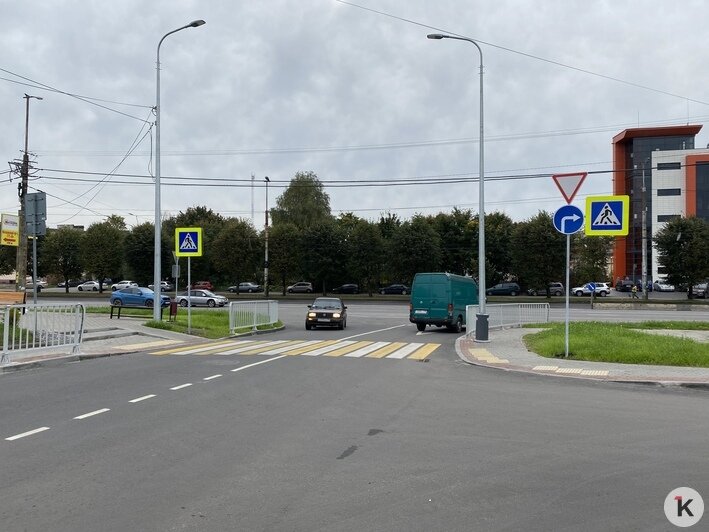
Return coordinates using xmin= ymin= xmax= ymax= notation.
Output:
xmin=175 ymin=227 xmax=203 ymax=257
xmin=585 ymin=195 xmax=629 ymax=236
xmin=553 ymin=205 xmax=584 ymax=235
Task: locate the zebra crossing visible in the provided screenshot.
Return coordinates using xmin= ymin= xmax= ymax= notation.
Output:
xmin=149 ymin=338 xmax=441 ymax=361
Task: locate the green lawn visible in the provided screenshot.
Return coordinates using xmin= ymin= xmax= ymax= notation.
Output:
xmin=524 ymin=321 xmax=709 ymax=367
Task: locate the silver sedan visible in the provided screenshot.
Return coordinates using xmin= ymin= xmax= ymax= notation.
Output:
xmin=174 ymin=290 xmax=229 ymax=308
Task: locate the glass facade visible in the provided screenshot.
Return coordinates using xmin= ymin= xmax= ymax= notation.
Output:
xmin=698 ymin=163 xmax=709 ymax=221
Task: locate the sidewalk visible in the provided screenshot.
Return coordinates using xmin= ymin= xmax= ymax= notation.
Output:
xmin=456 ymin=328 xmax=709 ymax=387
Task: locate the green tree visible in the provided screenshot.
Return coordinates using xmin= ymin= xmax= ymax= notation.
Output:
xmin=268 ymin=223 xmax=302 ymax=295
xmin=82 ymin=221 xmax=125 ymax=289
xmin=654 ymin=216 xmax=709 ymax=298
xmin=271 ymin=171 xmax=332 ymax=230
xmin=212 ymin=218 xmax=261 ymax=289
xmin=124 ymin=223 xmax=158 ymax=287
xmin=430 ymin=208 xmax=475 ymax=275
xmin=571 ymin=234 xmax=613 ymax=286
xmin=348 ymin=220 xmax=385 ymax=295
xmin=302 ymin=221 xmax=346 ymax=294
xmin=41 ymin=227 xmax=84 ymax=293
xmin=511 ymin=211 xmax=566 ymax=296
xmin=0 ymin=245 xmax=15 ymax=275
xmin=387 ymin=215 xmax=442 ymax=283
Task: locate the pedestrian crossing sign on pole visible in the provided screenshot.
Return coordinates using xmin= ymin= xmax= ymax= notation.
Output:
xmin=584 ymin=196 xmax=629 ymax=236
xmin=175 ymin=227 xmax=203 ymax=257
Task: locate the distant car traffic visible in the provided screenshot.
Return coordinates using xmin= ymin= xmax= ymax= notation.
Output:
xmin=331 ymin=283 xmax=359 ymax=294
xmin=653 ymin=280 xmax=675 ymax=292
xmin=228 ymin=282 xmax=262 ymax=293
xmin=111 ymin=280 xmax=138 ymax=291
xmin=148 ymin=281 xmax=174 ymax=291
xmin=287 ymin=282 xmax=313 ymax=293
xmin=77 ymin=280 xmax=100 ymax=292
xmin=692 ymin=282 xmax=708 ymax=298
xmin=526 ymin=282 xmax=564 ymax=296
xmin=305 ymin=297 xmax=347 ymax=330
xmin=189 ymin=281 xmax=214 ymax=291
xmin=57 ymin=279 xmax=82 ymax=288
xmin=175 ymin=290 xmax=228 ymax=308
xmin=379 ymin=284 xmax=409 ymax=295
xmin=487 ymin=282 xmax=521 ymax=296
xmin=571 ymin=282 xmax=610 ymax=297
xmin=109 ymin=287 xmax=170 ymax=307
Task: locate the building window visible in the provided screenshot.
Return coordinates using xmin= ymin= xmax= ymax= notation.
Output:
xmin=657 ymin=188 xmax=682 ymax=196
xmin=656 ymin=162 xmax=682 ymax=170
xmin=657 ymin=214 xmax=680 ymax=222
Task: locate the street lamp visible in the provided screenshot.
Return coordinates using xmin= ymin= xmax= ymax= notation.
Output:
xmin=153 ymin=19 xmax=205 ymax=321
xmin=264 ymin=176 xmax=270 ymax=298
xmin=427 ymin=33 xmax=489 ymax=342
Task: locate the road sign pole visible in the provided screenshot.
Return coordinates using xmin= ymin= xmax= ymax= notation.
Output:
xmin=187 ymin=256 xmax=192 ymax=335
xmin=565 ymin=233 xmax=570 ymax=358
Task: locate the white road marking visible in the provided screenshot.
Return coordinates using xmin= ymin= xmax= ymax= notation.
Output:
xmin=203 ymin=374 xmax=222 ymax=381
xmin=5 ymin=426 xmax=50 ymax=441
xmin=340 ymin=324 xmax=408 ymax=341
xmin=218 ymin=340 xmax=290 ymax=355
xmin=386 ymin=342 xmax=425 ymax=359
xmin=344 ymin=341 xmax=391 ymax=358
xmin=300 ymin=340 xmax=357 ymax=356
xmin=170 ymin=383 xmax=193 ymax=390
xmin=74 ymin=408 xmax=110 ymax=420
xmin=231 ymin=354 xmax=288 ymax=372
xmin=129 ymin=394 xmax=156 ymax=403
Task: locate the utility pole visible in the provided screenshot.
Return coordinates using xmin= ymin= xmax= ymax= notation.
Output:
xmin=15 ymin=94 xmax=43 ymax=292
xmin=264 ymin=176 xmax=270 ymax=298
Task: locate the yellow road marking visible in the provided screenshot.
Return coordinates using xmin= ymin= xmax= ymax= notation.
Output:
xmin=365 ymin=342 xmax=407 ymax=358
xmin=282 ymin=340 xmax=340 ymax=356
xmin=323 ymin=341 xmax=373 ymax=357
xmin=407 ymin=343 xmax=440 ymax=360
xmin=235 ymin=340 xmax=304 ymax=355
xmin=115 ymin=339 xmax=182 ymax=351
xmin=151 ymin=339 xmax=237 ymax=356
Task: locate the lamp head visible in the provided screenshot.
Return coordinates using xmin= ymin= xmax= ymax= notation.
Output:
xmin=189 ymin=20 xmax=206 ymax=27
xmin=427 ymin=34 xmax=445 ymax=39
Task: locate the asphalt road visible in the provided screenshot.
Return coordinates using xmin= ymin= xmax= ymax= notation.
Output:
xmin=1 ymin=301 xmax=707 ymax=531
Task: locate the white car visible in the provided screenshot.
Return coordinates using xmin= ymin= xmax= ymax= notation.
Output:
xmin=175 ymin=290 xmax=229 ymax=308
xmin=653 ymin=281 xmax=675 ymax=292
xmin=77 ymin=280 xmax=100 ymax=292
xmin=572 ymin=282 xmax=610 ymax=297
xmin=111 ymin=280 xmax=138 ymax=291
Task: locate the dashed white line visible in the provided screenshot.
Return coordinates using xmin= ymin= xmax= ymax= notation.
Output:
xmin=74 ymin=408 xmax=110 ymax=420
xmin=129 ymin=394 xmax=156 ymax=403
xmin=170 ymin=383 xmax=193 ymax=391
xmin=231 ymin=354 xmax=288 ymax=372
xmin=203 ymin=374 xmax=222 ymax=381
xmin=5 ymin=426 xmax=50 ymax=441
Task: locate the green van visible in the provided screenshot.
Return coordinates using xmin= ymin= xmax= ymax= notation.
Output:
xmin=409 ymin=272 xmax=479 ymax=333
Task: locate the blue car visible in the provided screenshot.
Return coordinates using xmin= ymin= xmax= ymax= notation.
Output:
xmin=109 ymin=287 xmax=171 ymax=308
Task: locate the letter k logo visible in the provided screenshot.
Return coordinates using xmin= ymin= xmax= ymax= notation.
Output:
xmin=676 ymin=496 xmax=695 ymax=517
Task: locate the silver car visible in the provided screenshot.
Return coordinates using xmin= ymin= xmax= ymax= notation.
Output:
xmin=175 ymin=289 xmax=228 ymax=308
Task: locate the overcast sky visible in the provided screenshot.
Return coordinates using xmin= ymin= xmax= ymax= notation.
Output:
xmin=2 ymin=0 xmax=709 ymax=231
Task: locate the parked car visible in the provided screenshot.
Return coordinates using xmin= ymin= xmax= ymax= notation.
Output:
xmin=57 ymin=279 xmax=82 ymax=288
xmin=111 ymin=280 xmax=138 ymax=291
xmin=190 ymin=281 xmax=214 ymax=291
xmin=526 ymin=282 xmax=564 ymax=296
xmin=572 ymin=282 xmax=610 ymax=297
xmin=109 ymin=287 xmax=170 ymax=308
xmin=331 ymin=283 xmax=359 ymax=294
xmin=25 ymin=279 xmax=47 ymax=291
xmin=653 ymin=280 xmax=675 ymax=292
xmin=227 ymin=282 xmax=262 ymax=293
xmin=77 ymin=280 xmax=100 ymax=292
xmin=379 ymin=284 xmax=410 ymax=295
xmin=287 ymin=281 xmax=313 ymax=293
xmin=148 ymin=281 xmax=174 ymax=291
xmin=691 ymin=282 xmax=708 ymax=298
xmin=487 ymin=282 xmax=521 ymax=296
xmin=175 ymin=289 xmax=229 ymax=308
xmin=305 ymin=297 xmax=347 ymax=330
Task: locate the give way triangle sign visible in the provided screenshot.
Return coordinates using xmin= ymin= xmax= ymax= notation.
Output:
xmin=552 ymin=172 xmax=587 ymax=204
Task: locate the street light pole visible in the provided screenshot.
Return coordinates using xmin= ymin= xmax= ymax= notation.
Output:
xmin=427 ymin=33 xmax=489 ymax=341
xmin=154 ymin=19 xmax=205 ymax=321
xmin=16 ymin=94 xmax=43 ymax=293
xmin=264 ymin=176 xmax=270 ymax=298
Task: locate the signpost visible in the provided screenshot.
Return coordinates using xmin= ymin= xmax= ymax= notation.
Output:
xmin=175 ymin=227 xmax=203 ymax=333
xmin=584 ymin=195 xmax=629 ymax=236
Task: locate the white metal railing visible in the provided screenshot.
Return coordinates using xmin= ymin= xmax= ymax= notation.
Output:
xmin=1 ymin=303 xmax=85 ymax=364
xmin=466 ymin=303 xmax=550 ymax=337
xmin=228 ymin=300 xmax=279 ymax=334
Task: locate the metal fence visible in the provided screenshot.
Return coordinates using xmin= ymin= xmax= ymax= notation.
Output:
xmin=228 ymin=300 xmax=279 ymax=334
xmin=465 ymin=303 xmax=550 ymax=337
xmin=1 ymin=303 xmax=85 ymax=364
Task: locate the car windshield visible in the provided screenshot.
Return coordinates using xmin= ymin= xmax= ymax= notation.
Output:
xmin=311 ymin=298 xmax=341 ymax=310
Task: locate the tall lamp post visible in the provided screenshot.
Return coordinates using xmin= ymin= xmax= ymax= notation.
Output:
xmin=153 ymin=19 xmax=205 ymax=321
xmin=427 ymin=33 xmax=489 ymax=341
xmin=264 ymin=176 xmax=270 ymax=298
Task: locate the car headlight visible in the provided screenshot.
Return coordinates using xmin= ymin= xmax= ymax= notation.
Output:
xmin=308 ymin=312 xmax=316 ymax=318
xmin=332 ymin=313 xmax=341 ymax=318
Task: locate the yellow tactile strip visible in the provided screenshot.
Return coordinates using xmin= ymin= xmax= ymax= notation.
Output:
xmin=532 ymin=365 xmax=610 ymax=377
xmin=466 ymin=347 xmax=509 ymax=364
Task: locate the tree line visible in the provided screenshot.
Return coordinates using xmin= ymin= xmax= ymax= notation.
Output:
xmin=1 ymin=171 xmax=706 ymax=295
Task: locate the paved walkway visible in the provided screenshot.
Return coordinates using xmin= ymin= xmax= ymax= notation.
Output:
xmin=3 ymin=315 xmax=709 ymax=387
xmin=456 ymin=327 xmax=709 ymax=386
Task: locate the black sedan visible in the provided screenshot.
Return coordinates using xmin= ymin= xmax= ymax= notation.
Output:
xmin=332 ymin=283 xmax=359 ymax=294
xmin=306 ymin=297 xmax=347 ymax=330
xmin=379 ymin=284 xmax=409 ymax=295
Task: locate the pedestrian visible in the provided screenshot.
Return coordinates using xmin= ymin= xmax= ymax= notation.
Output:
xmin=631 ymin=284 xmax=638 ymax=299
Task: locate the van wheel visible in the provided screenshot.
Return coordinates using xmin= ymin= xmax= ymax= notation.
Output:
xmin=416 ymin=323 xmax=426 ymax=332
xmin=453 ymin=317 xmax=463 ymax=333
